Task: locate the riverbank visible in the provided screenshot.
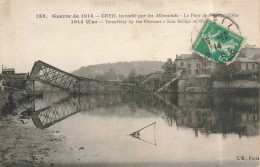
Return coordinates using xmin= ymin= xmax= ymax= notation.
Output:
xmin=0 ymin=105 xmax=66 ymax=167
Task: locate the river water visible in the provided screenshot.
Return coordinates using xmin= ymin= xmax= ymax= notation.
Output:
xmin=30 ymin=92 xmax=260 ymax=166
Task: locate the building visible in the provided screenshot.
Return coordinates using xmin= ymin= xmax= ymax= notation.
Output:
xmin=175 ymin=47 xmax=260 ymax=77
xmin=238 ymin=44 xmax=260 ymax=59
xmin=175 ymin=53 xmax=216 ymax=77
xmin=2 ymin=68 xmax=15 ymax=75
xmin=235 ymin=58 xmax=259 ymax=73
xmin=235 ymin=45 xmax=260 ymax=74
xmin=1 ymin=66 xmax=28 ymax=89
xmin=174 ymin=53 xmax=216 ymax=92
xmin=174 ymin=46 xmax=260 ymax=92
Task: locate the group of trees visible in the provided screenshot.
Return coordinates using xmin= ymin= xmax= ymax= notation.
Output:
xmin=125 ymin=58 xmax=177 ymax=83
xmin=94 ymin=68 xmax=125 ymax=81
xmin=93 ymin=58 xmax=177 ymax=84
xmin=212 ymin=63 xmax=239 ymax=81
xmin=212 ymin=62 xmax=259 ymax=81
xmin=94 ymin=57 xmax=248 ymax=84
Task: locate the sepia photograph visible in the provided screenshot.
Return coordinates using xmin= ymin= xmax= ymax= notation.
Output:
xmin=0 ymin=0 xmax=259 ymax=166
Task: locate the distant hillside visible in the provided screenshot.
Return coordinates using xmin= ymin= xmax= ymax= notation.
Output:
xmin=72 ymin=61 xmax=164 ymax=79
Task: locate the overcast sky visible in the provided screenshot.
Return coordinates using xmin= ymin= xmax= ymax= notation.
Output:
xmin=0 ymin=0 xmax=259 ymax=73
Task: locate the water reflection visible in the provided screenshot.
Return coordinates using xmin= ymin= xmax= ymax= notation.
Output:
xmin=31 ymin=92 xmax=259 ymax=137
xmin=31 ymin=94 xmax=122 ymax=129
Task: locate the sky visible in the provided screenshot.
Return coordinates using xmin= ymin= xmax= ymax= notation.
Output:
xmin=0 ymin=0 xmax=259 ymax=73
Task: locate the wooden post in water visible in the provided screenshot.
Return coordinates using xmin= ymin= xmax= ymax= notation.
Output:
xmin=32 ymin=80 xmax=35 ymax=95
xmin=134 ymin=83 xmax=136 ymax=95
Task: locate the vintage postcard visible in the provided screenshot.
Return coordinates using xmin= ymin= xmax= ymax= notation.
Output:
xmin=0 ymin=0 xmax=259 ymax=167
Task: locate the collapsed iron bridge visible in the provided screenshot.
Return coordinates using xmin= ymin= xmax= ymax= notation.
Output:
xmin=29 ymin=60 xmax=182 ymax=94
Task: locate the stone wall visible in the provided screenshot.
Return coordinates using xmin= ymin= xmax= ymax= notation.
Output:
xmin=213 ymin=80 xmax=259 ymax=88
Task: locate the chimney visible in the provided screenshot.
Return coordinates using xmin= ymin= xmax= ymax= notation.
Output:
xmin=176 ymin=54 xmax=178 ymax=58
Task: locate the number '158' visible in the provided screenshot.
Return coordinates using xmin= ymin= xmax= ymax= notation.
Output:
xmin=36 ymin=14 xmax=47 ymax=18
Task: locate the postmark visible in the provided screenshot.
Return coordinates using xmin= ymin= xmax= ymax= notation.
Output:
xmin=191 ymin=18 xmax=245 ymax=64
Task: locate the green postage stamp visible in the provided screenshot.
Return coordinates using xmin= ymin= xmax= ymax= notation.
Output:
xmin=192 ymin=19 xmax=244 ymax=64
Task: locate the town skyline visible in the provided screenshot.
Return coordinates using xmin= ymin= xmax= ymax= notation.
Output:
xmin=1 ymin=43 xmax=259 ymax=75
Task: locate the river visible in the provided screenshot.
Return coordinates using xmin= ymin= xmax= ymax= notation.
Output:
xmin=29 ymin=92 xmax=260 ymax=166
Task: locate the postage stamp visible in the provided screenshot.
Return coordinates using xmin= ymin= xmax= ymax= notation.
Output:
xmin=192 ymin=19 xmax=245 ymax=64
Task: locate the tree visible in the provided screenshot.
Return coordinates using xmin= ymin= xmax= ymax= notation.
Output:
xmin=117 ymin=74 xmax=126 ymax=81
xmin=104 ymin=68 xmax=117 ymax=80
xmin=161 ymin=58 xmax=176 ymax=76
xmin=127 ymin=69 xmax=137 ymax=83
xmin=212 ymin=63 xmax=239 ymax=81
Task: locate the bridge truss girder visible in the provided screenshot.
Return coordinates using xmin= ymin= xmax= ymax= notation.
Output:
xmin=30 ymin=61 xmax=137 ymax=94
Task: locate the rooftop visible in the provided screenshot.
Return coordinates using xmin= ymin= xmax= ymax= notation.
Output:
xmin=239 ymin=47 xmax=260 ymax=58
xmin=176 ymin=53 xmax=200 ymax=60
xmin=2 ymin=68 xmax=15 ymax=72
xmin=252 ymin=54 xmax=260 ymax=61
xmin=176 ymin=54 xmax=191 ymax=59
xmin=236 ymin=58 xmax=257 ymax=63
